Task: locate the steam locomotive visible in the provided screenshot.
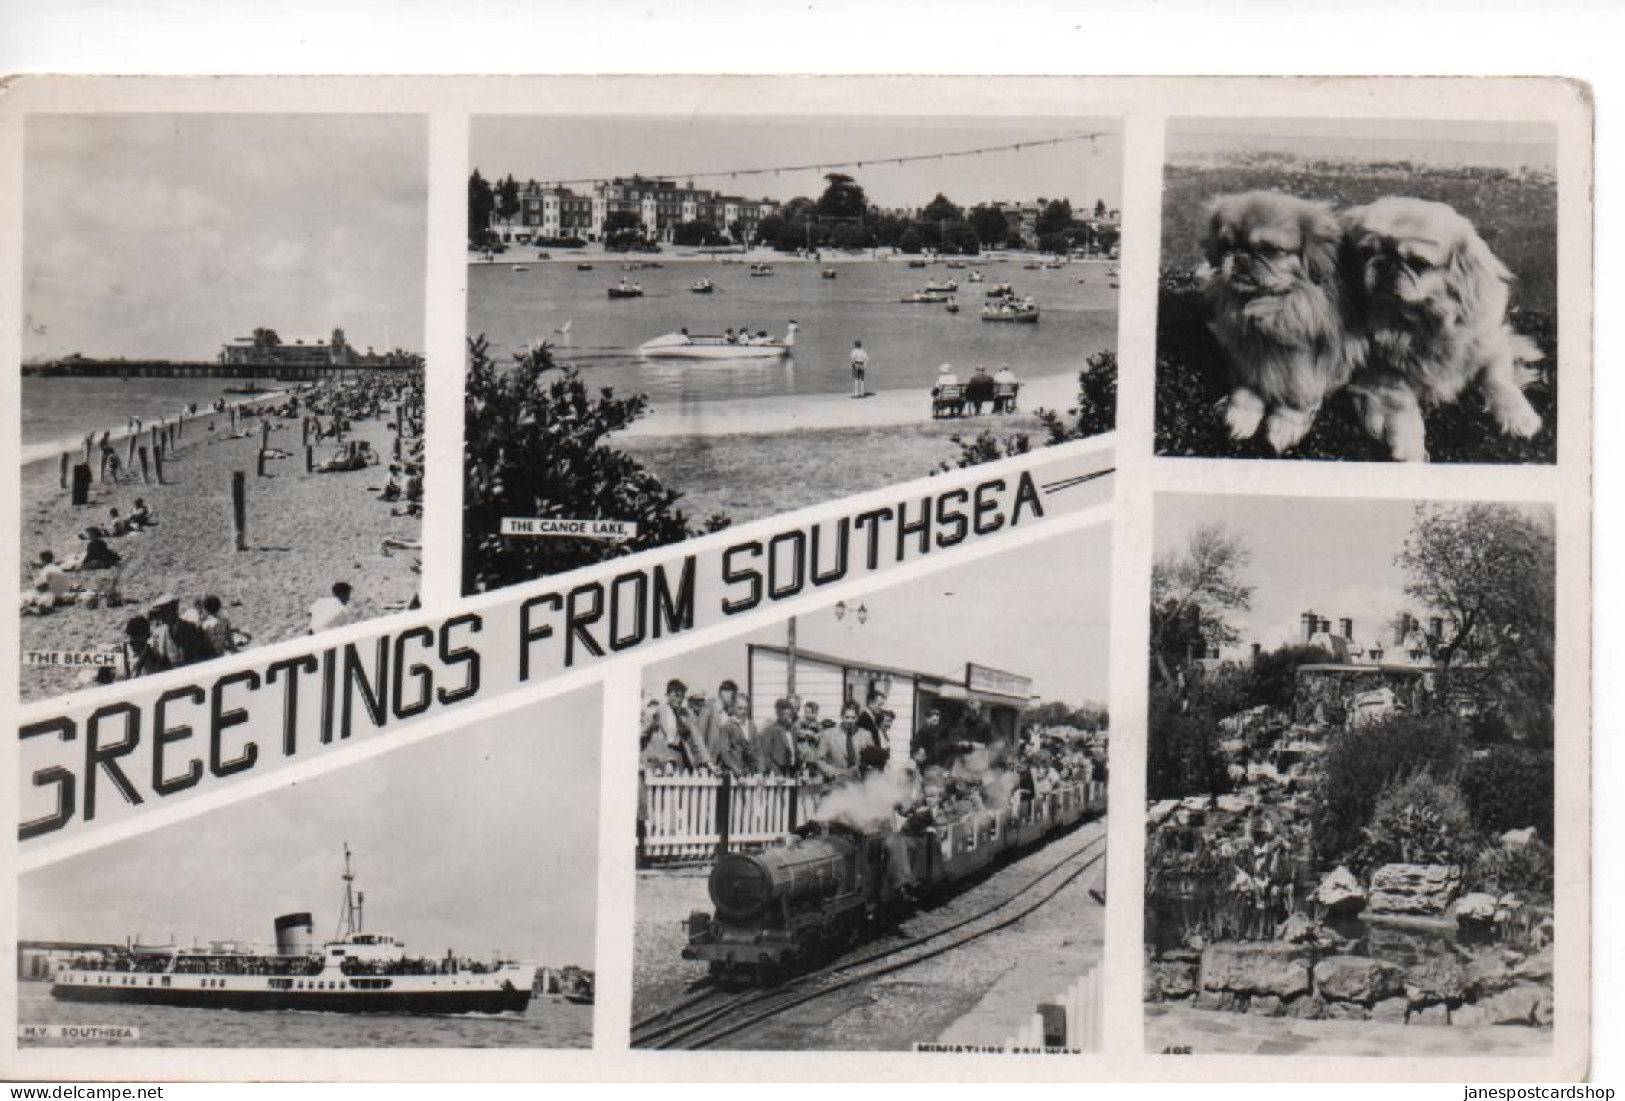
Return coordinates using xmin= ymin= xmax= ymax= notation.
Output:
xmin=683 ymin=779 xmax=1106 ymax=981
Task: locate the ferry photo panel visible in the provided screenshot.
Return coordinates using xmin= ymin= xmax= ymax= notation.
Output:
xmin=19 ymin=687 xmax=603 ymax=1049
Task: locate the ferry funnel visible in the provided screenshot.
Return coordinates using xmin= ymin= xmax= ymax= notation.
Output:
xmin=274 ymin=912 xmax=314 ymax=956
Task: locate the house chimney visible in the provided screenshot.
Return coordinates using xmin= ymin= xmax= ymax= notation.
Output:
xmin=1251 ymin=642 xmax=1262 ymax=662
xmin=1339 ymin=617 xmax=1353 ymax=639
xmin=1318 ymin=617 xmax=1333 ymax=635
xmin=1301 ymin=610 xmax=1318 ymax=643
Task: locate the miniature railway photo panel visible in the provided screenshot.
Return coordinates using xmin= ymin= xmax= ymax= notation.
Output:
xmin=632 ymin=523 xmax=1112 ymax=1054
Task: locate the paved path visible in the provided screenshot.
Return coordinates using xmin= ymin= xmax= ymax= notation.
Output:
xmin=1145 ymin=1003 xmax=1554 ymax=1057
xmin=618 ymin=372 xmax=1078 ymax=439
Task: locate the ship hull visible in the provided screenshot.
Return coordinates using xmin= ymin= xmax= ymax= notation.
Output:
xmin=51 ymin=982 xmax=530 ymax=1016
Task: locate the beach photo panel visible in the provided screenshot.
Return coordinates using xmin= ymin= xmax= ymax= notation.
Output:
xmin=17 ymin=113 xmax=429 ymax=705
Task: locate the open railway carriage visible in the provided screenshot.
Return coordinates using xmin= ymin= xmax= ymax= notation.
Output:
xmin=684 ymin=780 xmax=1105 ymax=982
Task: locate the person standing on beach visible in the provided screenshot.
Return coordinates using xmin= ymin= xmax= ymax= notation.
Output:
xmin=850 ymin=339 xmax=870 ymax=399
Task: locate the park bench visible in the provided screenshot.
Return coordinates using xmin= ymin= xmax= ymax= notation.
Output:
xmin=931 ymin=383 xmax=967 ymax=418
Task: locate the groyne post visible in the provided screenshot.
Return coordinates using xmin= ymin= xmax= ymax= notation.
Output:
xmin=59 ymin=453 xmax=69 ymax=490
xmin=137 ymin=446 xmax=151 ymax=485
xmin=70 ymin=463 xmax=92 ymax=507
xmin=232 ymin=471 xmax=247 ymax=551
xmin=256 ymin=449 xmax=268 ymax=478
xmin=305 ymin=445 xmax=314 ymax=473
xmin=154 ymin=444 xmax=165 ymax=484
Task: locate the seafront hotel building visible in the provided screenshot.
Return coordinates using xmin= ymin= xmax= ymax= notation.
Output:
xmin=492 ymin=176 xmax=779 ymax=245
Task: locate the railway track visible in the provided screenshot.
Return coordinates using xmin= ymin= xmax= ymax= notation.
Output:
xmin=631 ymin=824 xmax=1106 ymax=1051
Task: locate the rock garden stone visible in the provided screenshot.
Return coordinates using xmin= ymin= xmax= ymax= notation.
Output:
xmin=1199 ymin=942 xmax=1313 ymax=999
xmin=1371 ymin=996 xmax=1409 ymax=1022
xmin=1403 ymin=956 xmax=1469 ymax=1005
xmin=1315 ymin=955 xmax=1400 ymax=1003
xmin=1151 ymin=962 xmax=1199 ymax=1000
xmin=1248 ymin=994 xmax=1284 ymax=1017
xmin=1476 ymin=983 xmax=1547 ymax=1026
xmin=1500 ymin=827 xmax=1538 ymax=850
xmin=1289 ymin=994 xmax=1325 ymax=1020
xmin=1452 ymin=1004 xmax=1490 ymax=1028
xmin=1368 ymin=863 xmax=1463 ymax=916
xmin=1454 ymin=892 xmax=1499 ymax=928
xmin=1312 ymin=865 xmax=1367 ymax=916
xmin=1322 ymin=1000 xmax=1370 ymax=1021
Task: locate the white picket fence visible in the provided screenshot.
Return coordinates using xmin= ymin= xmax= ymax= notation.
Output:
xmin=1004 ymin=963 xmax=1103 ymax=1052
xmin=640 ymin=771 xmax=823 ymax=862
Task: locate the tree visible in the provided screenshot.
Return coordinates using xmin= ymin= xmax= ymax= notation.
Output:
xmin=467 ymin=169 xmax=495 ymax=244
xmin=969 ymin=204 xmax=1009 ymax=249
xmin=673 ymin=220 xmax=725 ymax=248
xmin=897 ymin=227 xmax=927 ymax=255
xmin=1396 ymin=502 xmax=1556 ymax=742
xmin=1036 ymin=198 xmax=1073 ymax=239
xmin=752 ymin=214 xmax=785 ymax=247
xmin=461 ymin=337 xmax=726 ymax=594
xmin=920 ymin=193 xmax=964 ymax=224
xmin=495 ymin=174 xmax=521 ymax=224
xmin=816 ymin=173 xmax=868 ymax=219
xmin=1150 ymin=523 xmax=1254 ymax=686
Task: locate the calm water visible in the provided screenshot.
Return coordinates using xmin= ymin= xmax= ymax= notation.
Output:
xmin=18 ymin=983 xmax=591 ymax=1049
xmin=19 ymin=377 xmax=294 ymax=464
xmin=467 ymin=257 xmax=1119 ymax=405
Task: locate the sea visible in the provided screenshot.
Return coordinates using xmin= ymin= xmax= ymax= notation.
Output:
xmin=466 ymin=255 xmax=1120 ymax=405
xmin=19 ymin=376 xmax=293 ymax=467
xmin=17 ymin=982 xmax=592 ymax=1049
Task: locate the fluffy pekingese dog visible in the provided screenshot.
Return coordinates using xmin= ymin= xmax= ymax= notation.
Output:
xmin=1201 ymin=191 xmax=1365 ymax=454
xmin=1342 ymin=196 xmax=1544 ymax=462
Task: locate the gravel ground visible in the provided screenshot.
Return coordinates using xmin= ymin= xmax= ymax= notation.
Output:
xmin=632 ymin=817 xmax=1108 ymax=1051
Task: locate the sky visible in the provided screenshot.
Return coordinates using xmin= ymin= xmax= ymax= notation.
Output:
xmin=1154 ymin=494 xmax=1549 ymax=652
xmin=22 ymin=114 xmax=428 ymax=363
xmin=1167 ymin=117 xmax=1557 ymax=172
xmin=20 ymin=689 xmax=601 ymax=969
xmin=645 ymin=522 xmax=1113 ymax=710
xmin=472 ymin=115 xmax=1124 ymax=214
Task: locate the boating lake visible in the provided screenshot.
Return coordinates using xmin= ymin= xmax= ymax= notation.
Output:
xmin=18 ymin=982 xmax=592 ymax=1049
xmin=467 ymin=256 xmax=1120 ymax=405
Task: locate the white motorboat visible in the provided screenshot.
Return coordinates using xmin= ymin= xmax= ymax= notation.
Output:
xmin=638 ymin=321 xmax=798 ymax=360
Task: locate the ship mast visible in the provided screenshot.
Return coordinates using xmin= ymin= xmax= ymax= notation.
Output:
xmin=335 ymin=843 xmax=365 ymax=941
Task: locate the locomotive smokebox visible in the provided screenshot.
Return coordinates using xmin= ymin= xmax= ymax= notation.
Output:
xmin=709 ymin=836 xmax=857 ymax=923
xmin=273 ymin=912 xmax=314 ymax=956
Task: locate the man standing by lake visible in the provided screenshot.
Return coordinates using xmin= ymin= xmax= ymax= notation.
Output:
xmin=850 ymin=339 xmax=870 ymax=399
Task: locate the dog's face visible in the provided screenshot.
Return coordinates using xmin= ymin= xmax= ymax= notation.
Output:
xmin=1342 ymin=197 xmax=1511 ymax=330
xmin=1202 ymin=191 xmax=1342 ymax=299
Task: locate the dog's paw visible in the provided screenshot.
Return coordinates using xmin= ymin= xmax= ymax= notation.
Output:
xmin=1264 ymin=408 xmax=1314 ymax=454
xmin=1494 ymin=398 xmax=1544 ymax=439
xmin=1224 ymin=391 xmax=1266 ymax=440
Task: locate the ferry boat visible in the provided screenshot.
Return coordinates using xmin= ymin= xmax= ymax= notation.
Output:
xmin=638 ymin=321 xmax=798 ymax=360
xmin=49 ymin=846 xmax=531 ymax=1016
